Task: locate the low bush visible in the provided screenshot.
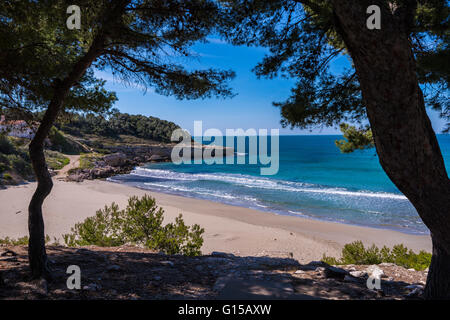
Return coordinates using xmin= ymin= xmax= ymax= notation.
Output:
xmin=0 ymin=236 xmax=29 ymax=245
xmin=0 ymin=235 xmax=59 ymax=245
xmin=45 ymin=150 xmax=70 ymax=170
xmin=2 ymin=173 xmax=13 ymax=181
xmin=321 ymin=240 xmax=431 ymax=271
xmin=0 ymin=135 xmax=33 ymax=182
xmin=0 ymin=134 xmax=15 ymax=154
xmin=78 ymin=153 xmax=102 ymax=169
xmin=9 ymin=154 xmax=33 ymax=177
xmin=48 ymin=126 xmax=82 ymax=154
xmin=63 ymin=195 xmax=204 ymax=256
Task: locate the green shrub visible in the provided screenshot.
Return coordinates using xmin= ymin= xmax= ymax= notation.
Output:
xmin=2 ymin=173 xmax=13 ymax=181
xmin=0 ymin=235 xmax=29 ymax=245
xmin=0 ymin=235 xmax=58 ymax=245
xmin=45 ymin=150 xmax=70 ymax=170
xmin=322 ymin=240 xmax=431 ymax=271
xmin=63 ymin=195 xmax=204 ymax=256
xmin=8 ymin=154 xmax=33 ymax=177
xmin=48 ymin=127 xmax=83 ymax=154
xmin=63 ymin=202 xmax=125 ymax=247
xmin=78 ymin=153 xmax=101 ymax=169
xmin=0 ymin=134 xmax=15 ymax=154
xmin=150 ymin=215 xmax=205 ymax=256
xmin=0 ymin=135 xmax=34 ymax=180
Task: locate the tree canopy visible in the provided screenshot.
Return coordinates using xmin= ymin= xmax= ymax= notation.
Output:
xmin=0 ymin=0 xmax=235 ymax=120
xmin=0 ymin=1 xmax=118 ymax=119
xmin=221 ymin=0 xmax=449 ymax=133
xmin=0 ymin=0 xmax=236 ymax=279
xmin=57 ymin=111 xmax=180 ymax=143
xmin=221 ymin=0 xmax=450 ymax=298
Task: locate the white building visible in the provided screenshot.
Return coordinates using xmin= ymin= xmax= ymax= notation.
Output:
xmin=0 ymin=115 xmax=37 ymax=139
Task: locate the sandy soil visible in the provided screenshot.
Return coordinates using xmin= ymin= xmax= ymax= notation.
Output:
xmin=0 ymin=180 xmax=431 ymax=263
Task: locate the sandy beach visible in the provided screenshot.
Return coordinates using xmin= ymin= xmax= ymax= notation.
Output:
xmin=0 ymin=180 xmax=431 ymax=263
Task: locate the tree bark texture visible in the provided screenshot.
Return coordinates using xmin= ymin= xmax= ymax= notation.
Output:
xmin=331 ymin=0 xmax=450 ymax=298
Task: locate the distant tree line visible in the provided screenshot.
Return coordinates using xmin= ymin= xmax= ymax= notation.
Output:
xmin=56 ymin=111 xmax=180 ymax=143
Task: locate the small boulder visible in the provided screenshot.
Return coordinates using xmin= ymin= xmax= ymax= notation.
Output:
xmin=324 ymin=266 xmax=348 ymax=280
xmin=365 ymin=265 xmax=384 ymax=279
xmin=349 ymin=270 xmax=367 ymax=278
xmin=406 ymin=287 xmax=423 ymax=298
xmin=1 ymin=249 xmax=17 ymax=257
xmin=315 ymin=267 xmax=326 ymax=272
xmin=211 ymin=251 xmax=235 ymax=259
xmin=379 ymin=262 xmax=395 ymax=267
xmin=103 ymin=153 xmax=127 ymax=167
xmin=83 ymin=283 xmax=101 ymax=291
xmin=160 ymin=261 xmax=174 ymax=267
xmin=405 ymin=284 xmax=424 ymax=290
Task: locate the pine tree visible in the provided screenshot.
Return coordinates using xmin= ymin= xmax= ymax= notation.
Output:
xmin=0 ymin=0 xmax=234 ymax=279
xmin=222 ymin=0 xmax=449 ymax=298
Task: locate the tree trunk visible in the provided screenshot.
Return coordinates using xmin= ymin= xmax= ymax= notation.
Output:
xmin=28 ymin=120 xmax=56 ymax=279
xmin=26 ymin=0 xmax=131 ymax=280
xmin=331 ymin=0 xmax=450 ymax=299
xmin=425 ymin=235 xmax=450 ymax=298
xmin=27 ymin=35 xmax=107 ymax=279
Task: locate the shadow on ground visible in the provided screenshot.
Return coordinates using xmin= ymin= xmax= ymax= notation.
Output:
xmin=0 ymin=245 xmax=419 ymax=300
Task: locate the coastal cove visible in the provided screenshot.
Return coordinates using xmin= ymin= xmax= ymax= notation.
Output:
xmin=109 ymin=135 xmax=450 ymax=235
xmin=0 ymin=179 xmax=431 ymax=263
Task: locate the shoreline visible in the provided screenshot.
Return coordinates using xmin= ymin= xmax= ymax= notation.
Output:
xmin=0 ymin=180 xmax=431 ymax=263
xmin=111 ymin=177 xmax=429 ymax=237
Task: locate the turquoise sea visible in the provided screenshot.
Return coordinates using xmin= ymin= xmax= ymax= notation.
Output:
xmin=109 ymin=135 xmax=450 ymax=235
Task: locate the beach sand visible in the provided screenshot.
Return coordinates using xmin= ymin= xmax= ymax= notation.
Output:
xmin=0 ymin=180 xmax=431 ymax=263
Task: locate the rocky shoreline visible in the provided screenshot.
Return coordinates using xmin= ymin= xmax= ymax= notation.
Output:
xmin=65 ymin=144 xmax=231 ymax=182
xmin=66 ymin=145 xmax=172 ymax=182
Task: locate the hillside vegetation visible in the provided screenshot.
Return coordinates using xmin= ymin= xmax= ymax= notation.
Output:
xmin=57 ymin=112 xmax=180 ymax=144
xmin=0 ymin=134 xmax=70 ymax=186
xmin=0 ymin=112 xmax=181 ymax=185
xmin=322 ymin=241 xmax=431 ymax=271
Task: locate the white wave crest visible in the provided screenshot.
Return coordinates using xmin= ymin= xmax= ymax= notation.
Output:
xmin=132 ymin=167 xmax=407 ymax=200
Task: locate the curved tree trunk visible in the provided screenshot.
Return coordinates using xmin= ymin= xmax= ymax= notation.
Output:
xmin=331 ymin=0 xmax=450 ymax=299
xmin=26 ymin=0 xmax=131 ymax=280
xmin=28 ymin=36 xmax=106 ymax=279
xmin=28 ymin=101 xmax=60 ymax=279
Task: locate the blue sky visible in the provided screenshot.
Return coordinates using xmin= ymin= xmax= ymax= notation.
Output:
xmin=96 ymin=38 xmax=447 ymax=135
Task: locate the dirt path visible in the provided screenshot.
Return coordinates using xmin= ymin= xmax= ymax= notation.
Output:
xmin=55 ymin=155 xmax=80 ymax=179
